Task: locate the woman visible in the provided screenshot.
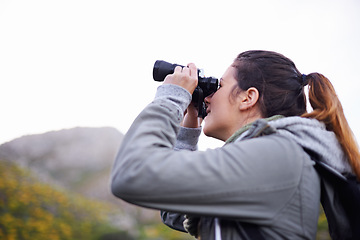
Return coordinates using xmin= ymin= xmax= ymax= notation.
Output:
xmin=111 ymin=50 xmax=360 ymax=239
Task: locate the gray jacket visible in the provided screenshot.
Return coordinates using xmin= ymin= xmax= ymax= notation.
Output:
xmin=111 ymin=84 xmax=350 ymax=239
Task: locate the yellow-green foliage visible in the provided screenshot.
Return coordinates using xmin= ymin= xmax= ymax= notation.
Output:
xmin=0 ymin=160 xmax=124 ymax=240
xmin=0 ymin=160 xmax=331 ymax=240
xmin=0 ymin=160 xmax=193 ymax=240
xmin=316 ymin=207 xmax=330 ymax=240
xmin=137 ymin=222 xmax=194 ymax=240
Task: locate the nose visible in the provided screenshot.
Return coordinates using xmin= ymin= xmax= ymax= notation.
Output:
xmin=204 ymin=93 xmax=214 ymax=106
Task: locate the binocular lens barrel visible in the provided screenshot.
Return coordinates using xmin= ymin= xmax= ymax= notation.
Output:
xmin=152 ymin=60 xmax=218 ymax=118
xmin=153 ymin=61 xmax=180 ymax=82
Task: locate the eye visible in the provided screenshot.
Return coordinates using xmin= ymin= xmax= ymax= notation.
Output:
xmin=218 ymin=79 xmax=224 ymax=89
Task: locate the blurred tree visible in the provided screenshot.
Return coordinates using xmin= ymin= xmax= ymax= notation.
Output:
xmin=0 ymin=160 xmax=129 ymax=240
xmin=0 ymin=160 xmax=330 ymax=240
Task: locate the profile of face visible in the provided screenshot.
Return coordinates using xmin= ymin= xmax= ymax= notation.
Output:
xmin=203 ymin=65 xmax=261 ymax=141
xmin=203 ymin=66 xmax=240 ymax=141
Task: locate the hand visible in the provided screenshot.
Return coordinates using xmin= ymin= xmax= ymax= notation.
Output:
xmin=163 ymin=63 xmax=198 ymax=94
xmin=182 ymin=103 xmax=203 ymax=128
xmin=183 ymin=215 xmax=200 ymax=238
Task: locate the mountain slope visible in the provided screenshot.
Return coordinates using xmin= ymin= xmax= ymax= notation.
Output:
xmin=0 ymin=127 xmax=122 ymax=197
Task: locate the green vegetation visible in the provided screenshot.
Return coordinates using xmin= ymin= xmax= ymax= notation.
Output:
xmin=0 ymin=160 xmax=330 ymax=240
xmin=0 ymin=160 xmax=127 ymax=240
xmin=0 ymin=160 xmax=193 ymax=240
xmin=317 ymin=207 xmax=331 ymax=240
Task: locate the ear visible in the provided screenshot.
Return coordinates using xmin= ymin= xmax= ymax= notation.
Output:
xmin=239 ymin=87 xmax=260 ymax=111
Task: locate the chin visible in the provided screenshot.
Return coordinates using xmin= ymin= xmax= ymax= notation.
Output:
xmin=204 ymin=118 xmax=223 ymax=140
xmin=203 ymin=125 xmax=213 ymax=137
xmin=203 ymin=126 xmax=223 ymax=141
xmin=203 ymin=130 xmax=212 ymax=138
xmin=204 ymin=118 xmax=217 ymax=138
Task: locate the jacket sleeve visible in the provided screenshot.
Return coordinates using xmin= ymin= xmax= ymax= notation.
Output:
xmin=174 ymin=126 xmax=201 ymax=151
xmin=161 ymin=125 xmax=201 ymax=232
xmin=160 ymin=211 xmax=187 ymax=232
xmin=111 ymin=84 xmax=306 ymax=224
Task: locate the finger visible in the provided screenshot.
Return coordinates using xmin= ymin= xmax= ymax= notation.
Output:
xmin=174 ymin=66 xmax=182 ymax=73
xmin=182 ymin=66 xmax=190 ymax=75
xmin=187 ymin=63 xmax=197 ymax=77
xmin=198 ymin=118 xmax=203 ymax=126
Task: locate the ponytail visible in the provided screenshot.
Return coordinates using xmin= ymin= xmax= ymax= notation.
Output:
xmin=302 ymin=73 xmax=360 ymax=179
xmin=232 ymin=51 xmax=360 ymax=178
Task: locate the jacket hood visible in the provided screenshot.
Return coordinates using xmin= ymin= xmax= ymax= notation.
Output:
xmin=268 ymin=116 xmax=352 ymax=175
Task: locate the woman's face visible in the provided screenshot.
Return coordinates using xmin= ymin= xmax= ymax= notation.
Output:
xmin=203 ymin=66 xmax=243 ymax=141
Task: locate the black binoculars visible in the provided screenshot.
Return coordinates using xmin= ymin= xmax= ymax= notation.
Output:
xmin=153 ymin=60 xmax=218 ymax=118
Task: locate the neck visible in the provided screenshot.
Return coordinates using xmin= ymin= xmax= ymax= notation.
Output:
xmin=225 ymin=115 xmax=284 ymax=144
xmin=232 ymin=110 xmax=263 ymax=137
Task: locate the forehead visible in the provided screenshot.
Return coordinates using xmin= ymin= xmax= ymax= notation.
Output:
xmin=221 ymin=66 xmax=237 ymax=83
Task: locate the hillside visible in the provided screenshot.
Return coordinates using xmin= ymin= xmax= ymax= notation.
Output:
xmin=0 ymin=127 xmax=330 ymax=239
xmin=0 ymin=127 xmax=121 ymax=192
xmin=0 ymin=160 xmax=131 ymax=240
xmin=0 ymin=127 xmax=194 ymax=239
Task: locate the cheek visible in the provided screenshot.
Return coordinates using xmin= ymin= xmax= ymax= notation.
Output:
xmin=203 ymin=108 xmax=226 ymax=134
xmin=203 ymin=113 xmax=216 ymax=136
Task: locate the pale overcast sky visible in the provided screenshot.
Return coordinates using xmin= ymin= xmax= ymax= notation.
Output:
xmin=0 ymin=0 xmax=359 ymax=149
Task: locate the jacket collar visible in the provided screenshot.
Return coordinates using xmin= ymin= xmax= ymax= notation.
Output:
xmin=225 ymin=115 xmax=283 ymax=144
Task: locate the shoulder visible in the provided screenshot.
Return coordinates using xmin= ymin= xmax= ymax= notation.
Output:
xmin=235 ymin=133 xmax=307 ymax=165
xmin=225 ymin=134 xmax=313 ymax=186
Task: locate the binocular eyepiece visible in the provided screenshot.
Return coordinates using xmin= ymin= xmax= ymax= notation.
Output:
xmin=153 ymin=60 xmax=218 ymax=118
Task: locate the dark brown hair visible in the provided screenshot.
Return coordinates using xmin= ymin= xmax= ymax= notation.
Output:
xmin=232 ymin=50 xmax=360 ymax=178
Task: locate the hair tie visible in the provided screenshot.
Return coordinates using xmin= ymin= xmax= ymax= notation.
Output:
xmin=301 ymin=74 xmax=308 ymax=86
